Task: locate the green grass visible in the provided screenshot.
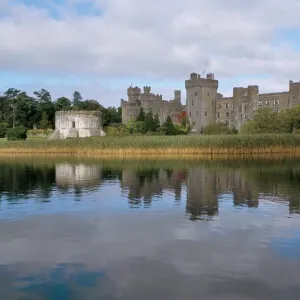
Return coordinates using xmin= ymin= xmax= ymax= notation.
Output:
xmin=1 ymin=134 xmax=300 ymax=154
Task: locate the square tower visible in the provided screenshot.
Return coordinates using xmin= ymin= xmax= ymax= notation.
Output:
xmin=185 ymin=73 xmax=218 ymax=133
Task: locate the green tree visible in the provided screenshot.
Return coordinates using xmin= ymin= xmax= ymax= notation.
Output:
xmin=72 ymin=91 xmax=83 ymax=107
xmin=55 ymin=97 xmax=72 ymax=111
xmin=39 ymin=112 xmax=52 ymax=129
xmin=133 ymin=121 xmax=147 ymax=134
xmin=136 ymin=108 xmax=145 ymax=122
xmin=162 ymin=116 xmax=178 ymax=135
xmin=153 ymin=113 xmax=160 ymax=131
xmin=145 ymin=110 xmax=155 ymax=131
xmin=4 ymin=88 xmax=21 ymax=128
xmin=284 ymin=105 xmax=300 ymax=133
xmin=240 ymin=108 xmax=288 ymax=134
xmin=34 ymin=89 xmax=54 ymax=128
xmin=0 ymin=123 xmax=8 ymax=138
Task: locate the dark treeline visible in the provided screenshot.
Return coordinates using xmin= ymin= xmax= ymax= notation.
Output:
xmin=0 ymin=88 xmax=122 ymax=130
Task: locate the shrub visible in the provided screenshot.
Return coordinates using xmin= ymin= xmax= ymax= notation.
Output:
xmin=0 ymin=123 xmax=8 ymax=138
xmin=201 ymin=123 xmax=237 ymax=135
xmin=133 ymin=121 xmax=147 ymax=134
xmin=6 ymin=126 xmax=27 ymax=141
xmin=105 ymin=124 xmax=130 ymax=136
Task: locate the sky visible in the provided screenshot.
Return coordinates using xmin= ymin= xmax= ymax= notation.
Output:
xmin=1 ymin=0 xmax=300 ymax=107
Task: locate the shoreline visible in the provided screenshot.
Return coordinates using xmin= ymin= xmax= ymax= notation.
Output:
xmin=1 ymin=147 xmax=300 ymax=159
xmin=1 ymin=134 xmax=300 ymax=158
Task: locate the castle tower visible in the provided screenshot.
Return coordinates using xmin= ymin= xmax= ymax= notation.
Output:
xmin=127 ymin=86 xmax=141 ymax=103
xmin=174 ymin=90 xmax=181 ymax=103
xmin=185 ymin=72 xmax=218 ymax=132
xmin=289 ymin=80 xmax=300 ymax=107
xmin=232 ymin=87 xmax=246 ymax=131
xmin=247 ymin=85 xmax=259 ymax=120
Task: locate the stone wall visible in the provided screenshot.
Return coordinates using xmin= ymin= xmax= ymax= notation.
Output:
xmin=49 ymin=111 xmax=105 ymax=139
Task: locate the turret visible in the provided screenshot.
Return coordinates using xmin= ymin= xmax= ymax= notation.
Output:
xmin=174 ymin=90 xmax=181 ymax=103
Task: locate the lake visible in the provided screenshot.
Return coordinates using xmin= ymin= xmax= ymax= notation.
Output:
xmin=1 ymin=157 xmax=300 ymax=300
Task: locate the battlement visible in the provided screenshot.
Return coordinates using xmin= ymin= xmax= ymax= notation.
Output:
xmin=259 ymin=92 xmax=289 ymax=96
xmin=143 ymin=86 xmax=151 ymax=93
xmin=56 ymin=111 xmax=102 ymax=116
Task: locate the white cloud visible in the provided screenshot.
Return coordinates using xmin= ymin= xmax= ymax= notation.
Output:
xmin=1 ymin=0 xmax=300 ymax=105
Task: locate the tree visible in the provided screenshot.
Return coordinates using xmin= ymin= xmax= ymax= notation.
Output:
xmin=162 ymin=116 xmax=178 ymax=135
xmin=136 ymin=108 xmax=145 ymax=122
xmin=72 ymin=91 xmax=83 ymax=107
xmin=145 ymin=110 xmax=155 ymax=132
xmin=153 ymin=113 xmax=160 ymax=131
xmin=240 ymin=108 xmax=288 ymax=134
xmin=34 ymin=89 xmax=54 ymax=128
xmin=39 ymin=112 xmax=52 ymax=129
xmin=55 ymin=97 xmax=72 ymax=111
xmin=284 ymin=105 xmax=300 ymax=133
xmin=133 ymin=121 xmax=147 ymax=134
xmin=4 ymin=88 xmax=21 ymax=128
xmin=34 ymin=89 xmax=51 ymax=103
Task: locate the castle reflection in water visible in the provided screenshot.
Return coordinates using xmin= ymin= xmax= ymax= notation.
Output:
xmin=53 ymin=162 xmax=300 ymax=218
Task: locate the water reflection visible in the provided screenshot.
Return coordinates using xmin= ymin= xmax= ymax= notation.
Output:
xmin=1 ymin=159 xmax=300 ymax=216
xmin=1 ymin=158 xmax=300 ymax=299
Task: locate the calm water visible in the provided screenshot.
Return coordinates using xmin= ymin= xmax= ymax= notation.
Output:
xmin=1 ymin=157 xmax=300 ymax=299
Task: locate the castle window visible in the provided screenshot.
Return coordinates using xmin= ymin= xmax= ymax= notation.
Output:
xmin=216 ymin=113 xmax=220 ymax=118
xmin=196 ymin=111 xmax=198 ymax=116
xmin=244 ymin=105 xmax=248 ymax=111
xmin=204 ymin=111 xmax=207 ymax=117
xmin=226 ymin=112 xmax=230 ymax=117
xmin=258 ymin=101 xmax=262 ymax=106
xmin=273 ymin=99 xmax=279 ymax=105
xmin=265 ymin=100 xmax=269 ymax=105
xmin=72 ymin=121 xmax=75 ymax=128
xmin=225 ymin=103 xmax=229 ymax=108
xmin=275 ymin=109 xmax=279 ymax=113
xmin=194 ymin=91 xmax=198 ymax=96
xmin=189 ymin=112 xmax=191 ymax=117
xmin=192 ymin=101 xmax=194 ymax=106
xmin=208 ymin=92 xmax=210 ymax=96
xmin=225 ymin=121 xmax=229 ymax=125
xmin=217 ymin=104 xmax=221 ymax=109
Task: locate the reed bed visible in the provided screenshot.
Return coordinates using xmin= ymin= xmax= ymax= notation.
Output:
xmin=1 ymin=134 xmax=300 ymax=157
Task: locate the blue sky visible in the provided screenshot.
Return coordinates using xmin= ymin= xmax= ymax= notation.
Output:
xmin=1 ymin=0 xmax=300 ymax=106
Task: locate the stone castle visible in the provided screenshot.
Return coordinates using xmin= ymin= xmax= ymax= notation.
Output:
xmin=121 ymin=86 xmax=186 ymax=125
xmin=121 ymin=73 xmax=300 ymax=132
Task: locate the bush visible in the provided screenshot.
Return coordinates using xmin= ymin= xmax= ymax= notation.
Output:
xmin=201 ymin=123 xmax=237 ymax=135
xmin=6 ymin=126 xmax=27 ymax=141
xmin=133 ymin=121 xmax=148 ymax=134
xmin=0 ymin=123 xmax=8 ymax=138
xmin=27 ymin=129 xmax=53 ymax=137
xmin=105 ymin=124 xmax=130 ymax=136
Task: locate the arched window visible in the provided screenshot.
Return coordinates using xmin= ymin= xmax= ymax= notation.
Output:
xmin=72 ymin=121 xmax=76 ymax=128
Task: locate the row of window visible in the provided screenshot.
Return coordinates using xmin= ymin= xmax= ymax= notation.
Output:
xmin=258 ymin=100 xmax=280 ymax=106
xmin=190 ymin=109 xmax=280 ymax=119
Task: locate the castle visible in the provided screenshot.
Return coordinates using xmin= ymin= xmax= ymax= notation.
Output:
xmin=121 ymin=86 xmax=186 ymax=125
xmin=121 ymin=73 xmax=300 ymax=132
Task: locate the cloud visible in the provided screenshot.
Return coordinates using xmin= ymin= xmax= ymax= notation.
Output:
xmin=1 ymin=0 xmax=300 ymax=105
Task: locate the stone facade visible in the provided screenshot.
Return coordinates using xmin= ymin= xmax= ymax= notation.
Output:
xmin=49 ymin=111 xmax=105 ymax=139
xmin=186 ymin=73 xmax=300 ymax=132
xmin=121 ymin=86 xmax=186 ymax=125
